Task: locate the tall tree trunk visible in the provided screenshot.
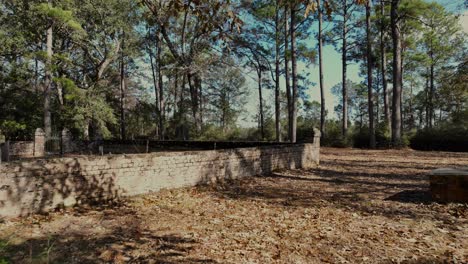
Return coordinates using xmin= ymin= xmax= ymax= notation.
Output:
xmin=34 ymin=57 xmax=39 ymax=93
xmin=375 ymin=68 xmax=380 ymax=124
xmin=148 ymin=27 xmax=160 ymax=138
xmin=290 ymin=4 xmax=298 ymax=143
xmin=391 ymin=0 xmax=402 ymax=144
xmin=157 ymin=31 xmax=165 ymax=139
xmin=119 ymin=32 xmax=126 ymax=140
xmin=258 ymin=69 xmax=265 ymax=140
xmin=179 ymin=73 xmax=188 ymax=140
xmin=380 ymin=0 xmax=391 ymax=131
xmin=429 ymin=39 xmax=435 ymax=128
xmin=198 ymin=76 xmax=203 ymax=129
xmin=173 ymin=73 xmax=178 ymax=117
xmin=44 ymin=3 xmax=53 ymax=140
xmin=148 ymin=34 xmax=161 ymax=138
xmin=342 ymin=1 xmax=348 ymax=138
xmin=409 ymin=80 xmax=414 ymax=130
xmin=317 ymin=0 xmax=325 ymax=137
xmin=284 ymin=7 xmax=292 ymax=141
xmin=366 ymin=1 xmax=376 ymax=148
xmin=425 ymin=70 xmax=430 ymax=127
xmin=400 ymin=45 xmax=404 ymax=135
xmin=187 ymin=73 xmax=200 ymax=134
xmin=274 ymin=0 xmax=281 ymax=142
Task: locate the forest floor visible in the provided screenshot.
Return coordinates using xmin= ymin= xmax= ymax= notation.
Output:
xmin=1 ymin=148 xmax=468 ymax=263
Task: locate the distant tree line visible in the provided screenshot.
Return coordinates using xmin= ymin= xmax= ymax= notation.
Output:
xmin=0 ymin=0 xmax=466 ymax=149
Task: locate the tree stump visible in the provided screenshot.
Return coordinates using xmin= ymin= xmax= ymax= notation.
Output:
xmin=430 ymin=168 xmax=468 ymax=203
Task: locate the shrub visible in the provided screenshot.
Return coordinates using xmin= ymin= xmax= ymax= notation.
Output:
xmin=321 ymin=121 xmax=353 ymax=148
xmin=352 ymin=124 xmax=394 ymax=149
xmin=410 ymin=127 xmax=468 ymax=152
xmin=0 ymin=120 xmax=28 ymax=140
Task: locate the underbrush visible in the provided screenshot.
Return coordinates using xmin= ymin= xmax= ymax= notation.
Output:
xmin=410 ymin=127 xmax=468 ymax=152
xmin=320 ymin=122 xmax=468 ymax=152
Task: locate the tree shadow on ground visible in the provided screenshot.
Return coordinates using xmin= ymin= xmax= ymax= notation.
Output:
xmin=1 ymin=205 xmax=216 ymax=264
xmin=201 ymin=162 xmax=466 ymax=224
xmin=385 ymin=190 xmax=433 ymax=204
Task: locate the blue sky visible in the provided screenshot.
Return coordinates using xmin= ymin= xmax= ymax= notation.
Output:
xmin=237 ymin=0 xmax=467 ymax=127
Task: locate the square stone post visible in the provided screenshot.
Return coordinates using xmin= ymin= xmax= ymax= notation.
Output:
xmin=313 ymin=128 xmax=321 ymax=148
xmin=61 ymin=128 xmax=73 ymax=154
xmin=34 ymin=128 xmax=45 ymax=157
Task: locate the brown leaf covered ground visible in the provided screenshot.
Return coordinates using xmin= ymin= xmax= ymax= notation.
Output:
xmin=1 ymin=148 xmax=467 ymax=263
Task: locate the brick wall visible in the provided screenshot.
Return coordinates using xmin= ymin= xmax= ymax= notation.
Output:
xmin=8 ymin=141 xmax=35 ymax=157
xmin=0 ymin=142 xmax=319 ymax=218
xmin=0 ymin=128 xmax=46 ymax=160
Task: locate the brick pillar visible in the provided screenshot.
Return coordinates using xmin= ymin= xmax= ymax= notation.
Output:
xmin=313 ymin=128 xmax=321 ymax=148
xmin=34 ymin=128 xmax=45 ymax=157
xmin=61 ymin=128 xmax=73 ymax=153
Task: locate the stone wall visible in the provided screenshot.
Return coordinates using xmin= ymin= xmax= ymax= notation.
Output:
xmin=0 ymin=128 xmax=46 ymax=160
xmin=8 ymin=141 xmax=35 ymax=157
xmin=0 ymin=141 xmax=319 ymax=218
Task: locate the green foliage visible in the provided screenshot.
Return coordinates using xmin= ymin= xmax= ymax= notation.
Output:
xmin=0 ymin=239 xmax=10 ymax=264
xmin=352 ymin=124 xmax=394 ymax=149
xmin=59 ymin=78 xmax=117 ymax=139
xmin=0 ymin=0 xmax=466 ymax=147
xmin=34 ymin=3 xmax=84 ymax=33
xmin=0 ymin=121 xmax=27 ymax=140
xmin=410 ymin=127 xmax=468 ymax=152
xmin=321 ymin=121 xmax=352 ymax=148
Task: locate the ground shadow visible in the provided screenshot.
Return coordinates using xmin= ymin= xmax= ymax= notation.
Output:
xmin=385 ymin=190 xmax=433 ymax=204
xmin=200 ymin=157 xmax=466 ymax=224
xmin=1 ymin=206 xmax=216 ymax=263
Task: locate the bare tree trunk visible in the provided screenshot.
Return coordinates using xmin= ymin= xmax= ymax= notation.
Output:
xmin=400 ymin=46 xmax=404 ymax=135
xmin=188 ymin=73 xmax=201 ymax=134
xmin=317 ymin=0 xmax=325 ymax=137
xmin=284 ymin=7 xmax=292 ymax=141
xmin=425 ymin=70 xmax=430 ymax=127
xmin=258 ymin=69 xmax=265 ymax=140
xmin=34 ymin=58 xmax=39 ymax=93
xmin=290 ymin=4 xmax=298 ymax=143
xmin=375 ymin=68 xmax=380 ymax=125
xmin=148 ymin=27 xmax=160 ymax=138
xmin=429 ymin=41 xmax=435 ymax=128
xmin=173 ymin=73 xmax=178 ymax=117
xmin=391 ymin=0 xmax=402 ymax=144
xmin=366 ymin=1 xmax=376 ymax=148
xmin=409 ymin=80 xmax=414 ymax=130
xmin=44 ymin=3 xmax=53 ymax=140
xmin=198 ymin=75 xmax=203 ymax=129
xmin=380 ymin=0 xmax=391 ymax=131
xmin=274 ymin=0 xmax=281 ymax=142
xmin=179 ymin=73 xmax=188 ymax=140
xmin=157 ymin=31 xmax=165 ymax=139
xmin=342 ymin=1 xmax=348 ymax=139
xmin=119 ymin=32 xmax=126 ymax=140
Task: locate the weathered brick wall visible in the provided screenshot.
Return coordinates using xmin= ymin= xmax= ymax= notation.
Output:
xmin=1 ymin=128 xmax=46 ymax=160
xmin=8 ymin=141 xmax=35 ymax=157
xmin=0 ymin=142 xmax=319 ymax=218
